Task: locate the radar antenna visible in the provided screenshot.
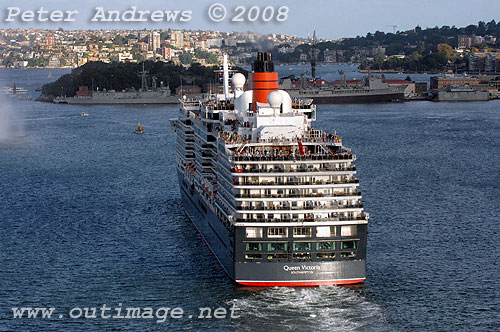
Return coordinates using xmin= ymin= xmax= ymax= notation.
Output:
xmin=139 ymin=62 xmax=149 ymax=91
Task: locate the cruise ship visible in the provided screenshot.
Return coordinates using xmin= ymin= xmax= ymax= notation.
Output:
xmin=172 ymin=52 xmax=369 ymax=286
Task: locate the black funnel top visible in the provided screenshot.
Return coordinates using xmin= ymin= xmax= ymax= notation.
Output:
xmin=252 ymin=52 xmax=275 ymax=73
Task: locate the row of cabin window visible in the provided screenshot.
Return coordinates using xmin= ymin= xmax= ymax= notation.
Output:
xmin=245 ymin=252 xmax=356 ymax=260
xmin=245 ymin=241 xmax=357 ymax=252
xmin=246 ymin=225 xmax=357 ymax=238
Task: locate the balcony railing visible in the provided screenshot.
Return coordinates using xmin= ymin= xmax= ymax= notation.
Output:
xmin=235 ymin=214 xmax=368 ymax=223
xmin=235 ymin=203 xmax=363 ymax=211
xmin=230 ymin=165 xmax=356 ymax=174
xmin=219 ymin=129 xmax=341 ymax=146
xmin=234 ymin=190 xmax=361 ymax=199
xmin=232 ymin=178 xmax=359 ymax=186
xmin=230 ymin=154 xmax=354 ymax=162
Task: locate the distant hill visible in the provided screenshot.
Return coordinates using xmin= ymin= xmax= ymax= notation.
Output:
xmin=274 ymin=20 xmax=500 ymax=71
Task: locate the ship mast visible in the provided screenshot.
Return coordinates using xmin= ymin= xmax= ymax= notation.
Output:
xmin=223 ymin=53 xmax=229 ymax=99
xmin=140 ymin=62 xmax=148 ymax=91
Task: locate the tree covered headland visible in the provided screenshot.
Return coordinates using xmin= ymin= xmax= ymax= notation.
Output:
xmin=41 ymin=61 xmax=245 ymax=97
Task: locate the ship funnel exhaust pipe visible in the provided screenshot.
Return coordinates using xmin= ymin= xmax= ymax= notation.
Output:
xmin=250 ymin=52 xmax=278 ymax=111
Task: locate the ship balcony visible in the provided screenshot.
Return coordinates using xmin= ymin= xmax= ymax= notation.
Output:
xmin=195 ymin=160 xmax=216 ymax=170
xmin=219 ymin=129 xmax=342 ymax=148
xmin=175 ymin=148 xmax=195 ymax=158
xmin=175 ymin=120 xmax=193 ymax=130
xmin=234 ymin=202 xmax=363 ymax=213
xmin=228 ymin=165 xmax=356 ymax=175
xmin=181 ymin=99 xmax=201 ymax=108
xmin=223 ymin=119 xmax=255 ymax=130
xmin=234 ymin=213 xmax=369 ymax=224
xmin=175 ymin=150 xmax=195 ymax=160
xmin=230 ymin=153 xmax=354 ymax=163
xmin=176 ymin=136 xmax=195 ymax=145
xmin=233 ymin=190 xmax=362 ymax=200
xmin=194 ymin=140 xmax=216 ymax=150
xmin=176 ymin=144 xmax=194 ymax=152
xmin=176 ymin=127 xmax=194 ymax=136
xmin=230 ymin=178 xmax=359 ymax=187
xmin=205 ymin=102 xmax=235 ymax=111
xmin=194 ymin=149 xmax=215 ymax=159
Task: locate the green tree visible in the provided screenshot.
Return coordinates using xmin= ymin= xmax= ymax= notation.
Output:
xmin=437 ymin=43 xmax=453 ymax=59
xmin=373 ymin=53 xmax=386 ymax=70
xmin=179 ymin=52 xmax=194 ymax=65
xmin=113 ymin=35 xmax=124 ymax=46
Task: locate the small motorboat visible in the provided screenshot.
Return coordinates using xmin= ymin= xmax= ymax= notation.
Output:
xmin=80 ymin=112 xmax=89 ymax=117
xmin=135 ymin=123 xmax=144 ymax=134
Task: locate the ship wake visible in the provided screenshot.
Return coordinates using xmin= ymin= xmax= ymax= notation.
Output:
xmin=228 ymin=286 xmax=392 ymax=332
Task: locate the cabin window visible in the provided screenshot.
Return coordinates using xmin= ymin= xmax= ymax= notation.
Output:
xmin=267 ymin=254 xmax=288 ymax=260
xmin=341 ymin=225 xmax=357 ymax=237
xmin=316 ymin=242 xmax=335 ymax=250
xmin=316 ymin=226 xmax=336 ymax=237
xmin=341 ymin=241 xmax=357 ymax=250
xmin=292 ymin=253 xmax=311 ymax=260
xmin=245 ymin=254 xmax=262 ymax=259
xmin=317 ymin=253 xmax=335 ymax=259
xmin=293 ymin=227 xmax=312 ymax=237
xmin=245 ymin=243 xmax=263 ymax=251
xmin=293 ymin=242 xmax=312 ymax=251
xmin=340 ymin=252 xmax=356 ymax=258
xmin=268 ymin=243 xmax=288 ymax=251
xmin=268 ymin=227 xmax=288 ymax=238
xmin=246 ymin=227 xmax=263 ymax=238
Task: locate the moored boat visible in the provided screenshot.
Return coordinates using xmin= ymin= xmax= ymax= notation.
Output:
xmin=135 ymin=123 xmax=144 ymax=134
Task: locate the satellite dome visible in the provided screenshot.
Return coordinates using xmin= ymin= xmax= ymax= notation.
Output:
xmin=232 ymin=73 xmax=246 ymax=89
xmin=267 ymin=91 xmax=283 ymax=108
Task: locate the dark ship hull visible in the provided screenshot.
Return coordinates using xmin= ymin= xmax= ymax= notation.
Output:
xmin=179 ymin=172 xmax=367 ymax=286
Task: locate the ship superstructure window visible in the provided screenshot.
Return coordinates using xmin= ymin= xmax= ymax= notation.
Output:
xmin=316 ymin=226 xmax=336 ymax=237
xmin=293 ymin=227 xmax=312 ymax=237
xmin=293 ymin=253 xmax=311 ymax=260
xmin=317 ymin=253 xmax=335 ymax=259
xmin=268 ymin=243 xmax=288 ymax=251
xmin=267 ymin=254 xmax=288 ymax=260
xmin=341 ymin=225 xmax=357 ymax=237
xmin=341 ymin=241 xmax=357 ymax=250
xmin=268 ymin=227 xmax=288 ymax=238
xmin=246 ymin=227 xmax=263 ymax=238
xmin=245 ymin=243 xmax=263 ymax=251
xmin=316 ymin=242 xmax=335 ymax=250
xmin=293 ymin=242 xmax=312 ymax=251
xmin=245 ymin=254 xmax=262 ymax=259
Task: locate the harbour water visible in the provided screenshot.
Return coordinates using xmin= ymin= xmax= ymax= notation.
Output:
xmin=1 ymin=69 xmax=499 ymax=331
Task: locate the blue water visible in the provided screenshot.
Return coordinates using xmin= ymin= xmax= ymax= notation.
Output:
xmin=1 ymin=69 xmax=499 ymax=331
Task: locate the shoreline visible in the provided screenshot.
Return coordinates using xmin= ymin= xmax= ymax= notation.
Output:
xmin=0 ymin=66 xmax=74 ymax=70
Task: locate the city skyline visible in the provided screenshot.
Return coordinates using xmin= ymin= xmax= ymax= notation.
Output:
xmin=1 ymin=0 xmax=500 ymax=39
